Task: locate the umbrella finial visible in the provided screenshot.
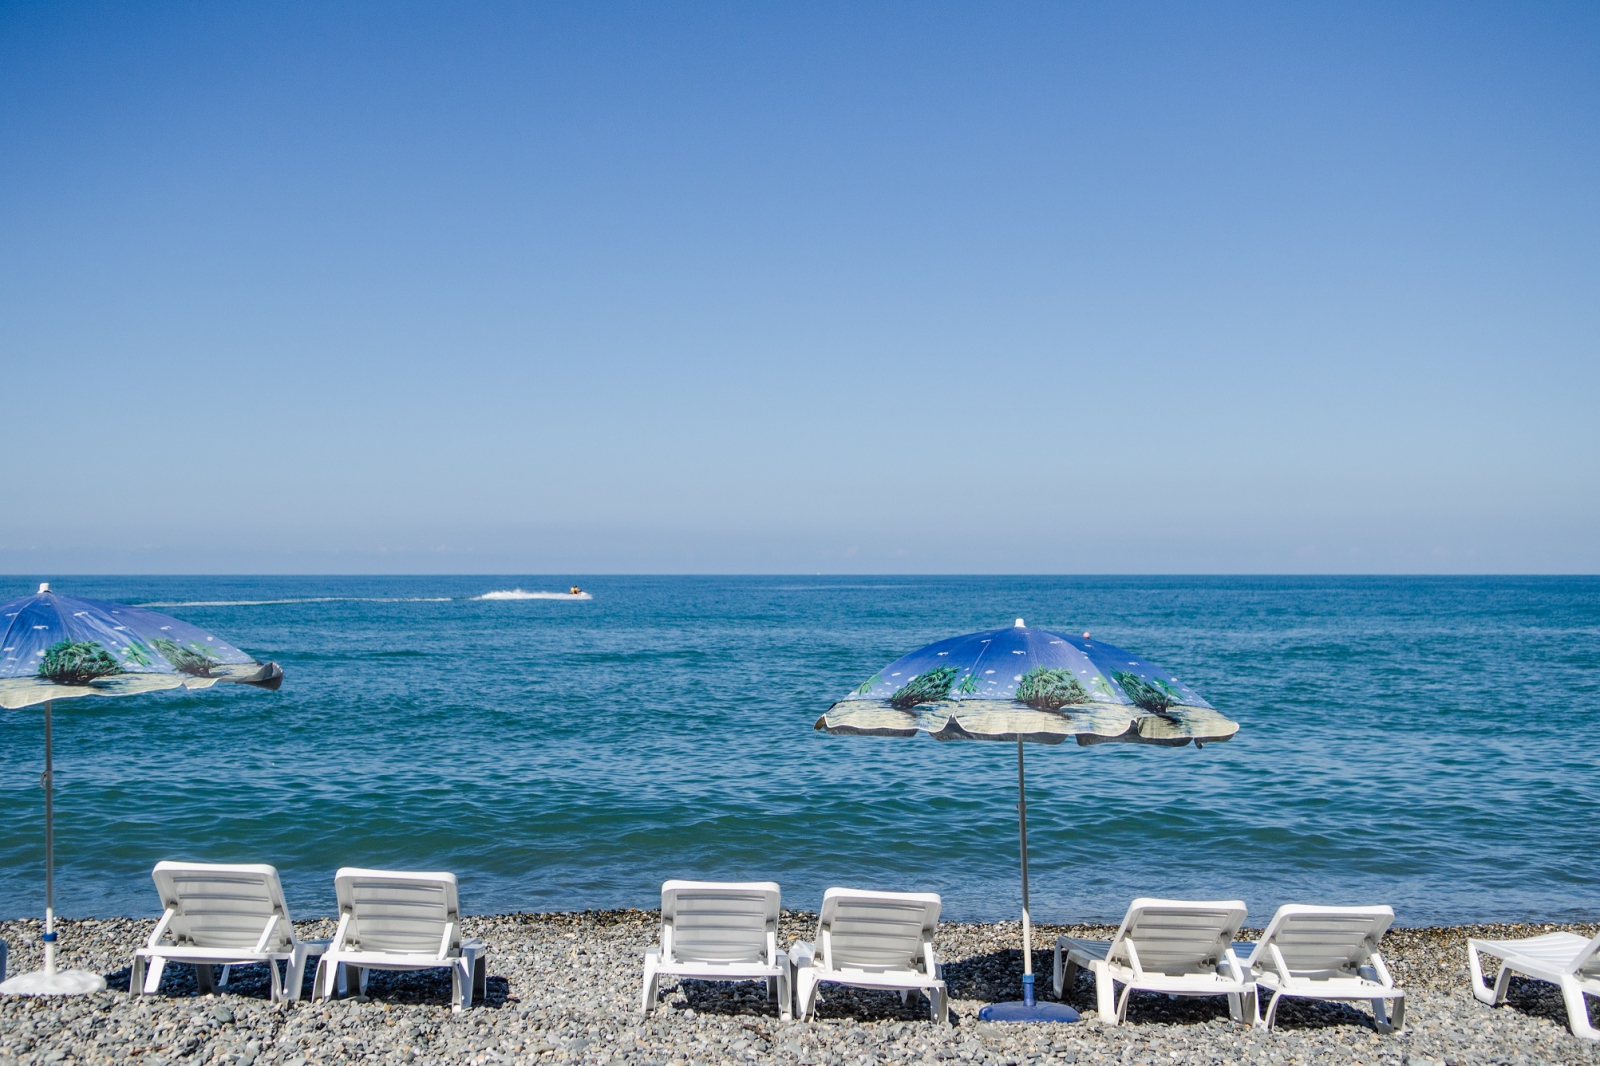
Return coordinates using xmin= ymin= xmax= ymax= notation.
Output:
xmin=38 ymin=583 xmax=49 ymax=594
xmin=1015 ymin=618 xmax=1025 ymax=628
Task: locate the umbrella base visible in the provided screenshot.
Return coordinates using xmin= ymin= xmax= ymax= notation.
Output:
xmin=0 ymin=969 xmax=107 ymax=996
xmin=978 ymin=1000 xmax=1081 ymax=1023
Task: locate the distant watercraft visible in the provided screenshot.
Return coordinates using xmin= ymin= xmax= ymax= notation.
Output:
xmin=476 ymin=588 xmax=592 ymax=601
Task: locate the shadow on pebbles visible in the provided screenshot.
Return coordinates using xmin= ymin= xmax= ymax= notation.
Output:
xmin=0 ymin=913 xmax=1596 ymax=1065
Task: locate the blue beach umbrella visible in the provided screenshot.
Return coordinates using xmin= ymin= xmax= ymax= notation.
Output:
xmin=0 ymin=584 xmax=283 ymax=996
xmin=816 ymin=619 xmax=1239 ymax=1023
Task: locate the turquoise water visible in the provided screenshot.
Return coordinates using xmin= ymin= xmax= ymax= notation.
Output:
xmin=1 ymin=576 xmax=1595 ymax=925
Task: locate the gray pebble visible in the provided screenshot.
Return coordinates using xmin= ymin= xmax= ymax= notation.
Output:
xmin=1 ymin=914 xmax=1599 ymax=1065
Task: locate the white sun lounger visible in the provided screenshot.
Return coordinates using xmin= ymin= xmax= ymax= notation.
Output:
xmin=791 ymin=888 xmax=947 ymax=1024
xmin=130 ymin=861 xmax=328 ymax=1003
xmin=313 ymin=868 xmax=488 ymax=1012
xmin=641 ymin=880 xmax=792 ymax=1019
xmin=1239 ymin=904 xmax=1404 ymax=1032
xmin=1052 ymin=898 xmax=1251 ymax=1025
xmin=1468 ymin=929 xmax=1600 ymax=1040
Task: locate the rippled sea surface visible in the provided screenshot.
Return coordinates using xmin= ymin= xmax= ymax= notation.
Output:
xmin=1 ymin=576 xmax=1596 ymax=925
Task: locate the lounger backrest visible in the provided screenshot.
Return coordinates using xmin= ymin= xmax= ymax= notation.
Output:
xmin=1111 ymin=898 xmax=1248 ymax=976
xmin=818 ymin=887 xmax=940 ymax=972
xmin=335 ymin=868 xmax=461 ymax=956
xmin=660 ymin=880 xmax=779 ymax=965
xmin=1250 ymin=905 xmax=1394 ymax=978
xmin=151 ymin=861 xmax=295 ymax=952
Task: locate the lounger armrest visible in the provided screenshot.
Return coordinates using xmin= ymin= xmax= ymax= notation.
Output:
xmin=146 ymin=908 xmax=176 ymax=950
xmin=923 ymin=941 xmax=940 ymax=978
xmin=1368 ymin=950 xmax=1394 ymax=988
xmin=767 ymin=928 xmax=779 ymax=968
xmin=328 ymin=913 xmax=353 ymax=954
xmin=1220 ymin=948 xmax=1244 ymax=983
xmin=252 ymin=915 xmax=280 ymax=954
xmin=790 ymin=941 xmax=817 ymax=969
xmin=1123 ymin=940 xmax=1145 ymax=979
xmin=437 ymin=921 xmax=455 ymax=961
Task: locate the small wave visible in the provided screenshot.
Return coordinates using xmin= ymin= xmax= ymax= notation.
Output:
xmin=136 ymin=597 xmax=455 ymax=607
xmin=475 ymin=589 xmax=593 ymax=601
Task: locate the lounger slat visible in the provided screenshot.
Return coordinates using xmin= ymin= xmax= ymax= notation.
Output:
xmin=155 ymin=865 xmax=293 ymax=951
xmin=828 ymin=902 xmax=929 ymax=969
xmin=1126 ymin=909 xmax=1239 ymax=974
xmin=344 ymin=877 xmax=454 ymax=952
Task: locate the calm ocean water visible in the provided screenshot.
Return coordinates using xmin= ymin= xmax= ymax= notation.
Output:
xmin=1 ymin=576 xmax=1595 ymax=926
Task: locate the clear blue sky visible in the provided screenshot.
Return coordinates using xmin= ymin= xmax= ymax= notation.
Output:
xmin=2 ymin=2 xmax=1596 ymax=574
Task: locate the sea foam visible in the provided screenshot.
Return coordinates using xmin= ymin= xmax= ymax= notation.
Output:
xmin=475 ymin=589 xmax=593 ymax=601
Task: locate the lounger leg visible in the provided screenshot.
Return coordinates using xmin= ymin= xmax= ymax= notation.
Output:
xmin=1259 ymin=989 xmax=1284 ymax=1031
xmin=1115 ymin=983 xmax=1133 ymax=1026
xmin=795 ymin=969 xmax=819 ymax=1021
xmin=452 ymin=959 xmax=471 ymax=1013
xmin=1467 ymin=942 xmax=1502 ymax=1006
xmin=473 ymin=953 xmax=487 ymax=1004
xmin=267 ymin=959 xmax=282 ymax=1003
xmin=129 ymin=956 xmax=146 ymax=997
xmin=218 ymin=965 xmax=231 ymax=988
xmin=1059 ymin=959 xmax=1080 ymax=1000
xmin=1559 ymin=977 xmax=1599 ymax=1041
xmin=287 ymin=947 xmax=309 ymax=1003
xmin=195 ymin=964 xmax=216 ymax=995
xmin=315 ymin=955 xmax=341 ymax=1002
xmin=640 ymin=951 xmax=662 ymax=1015
xmin=1052 ymin=942 xmax=1064 ymax=998
xmin=1091 ymin=960 xmax=1117 ymax=1024
xmin=778 ymin=965 xmax=793 ymax=1023
xmin=143 ymin=957 xmax=167 ymax=995
xmin=1385 ymin=993 xmax=1406 ymax=1034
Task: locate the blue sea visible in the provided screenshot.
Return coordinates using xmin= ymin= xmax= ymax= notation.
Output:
xmin=1 ymin=576 xmax=1596 ymax=926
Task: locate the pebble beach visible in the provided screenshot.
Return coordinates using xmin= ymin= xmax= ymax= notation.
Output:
xmin=2 ymin=913 xmax=1596 ymax=1066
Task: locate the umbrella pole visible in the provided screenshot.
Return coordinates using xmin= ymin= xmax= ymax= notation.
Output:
xmin=1017 ymin=737 xmax=1034 ymax=1007
xmin=42 ymin=700 xmax=56 ymax=977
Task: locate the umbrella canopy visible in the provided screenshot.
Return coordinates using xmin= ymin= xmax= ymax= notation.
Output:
xmin=0 ymin=584 xmax=282 ymax=996
xmin=815 ymin=620 xmax=1239 ymax=1022
xmin=1 ymin=586 xmax=281 ymax=709
xmin=817 ymin=619 xmax=1237 ymax=747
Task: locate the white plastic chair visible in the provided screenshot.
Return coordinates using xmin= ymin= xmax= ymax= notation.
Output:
xmin=641 ymin=880 xmax=791 ymax=1019
xmin=313 ymin=868 xmax=488 ymax=1012
xmin=1239 ymin=904 xmax=1404 ymax=1032
xmin=130 ymin=861 xmax=328 ymax=1003
xmin=1052 ymin=898 xmax=1251 ymax=1025
xmin=791 ymin=888 xmax=947 ymax=1024
xmin=1468 ymin=929 xmax=1600 ymax=1040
